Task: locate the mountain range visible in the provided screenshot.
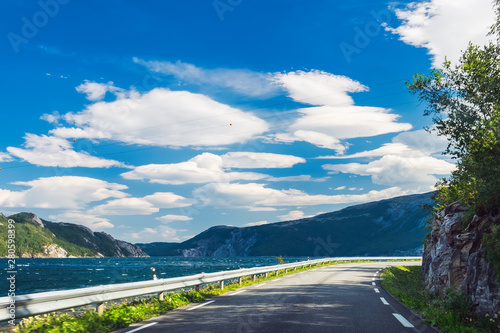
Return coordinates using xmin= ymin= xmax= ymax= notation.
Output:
xmin=0 ymin=192 xmax=434 ymax=258
xmin=136 ymin=192 xmax=434 ymax=257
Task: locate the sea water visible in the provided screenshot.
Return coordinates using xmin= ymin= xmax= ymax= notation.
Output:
xmin=0 ymin=256 xmax=310 ymax=296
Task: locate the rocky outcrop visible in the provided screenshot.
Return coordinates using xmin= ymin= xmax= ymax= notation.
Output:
xmin=181 ymin=229 xmax=258 ymax=257
xmin=31 ymin=214 xmax=45 ymax=228
xmin=20 ymin=244 xmax=105 ymax=258
xmin=21 ymin=244 xmax=72 ymax=258
xmin=115 ymin=239 xmax=149 ymax=257
xmin=422 ymin=202 xmax=500 ymax=315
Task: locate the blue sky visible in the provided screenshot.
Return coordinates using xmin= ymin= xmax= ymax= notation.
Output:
xmin=0 ymin=0 xmax=496 ymax=243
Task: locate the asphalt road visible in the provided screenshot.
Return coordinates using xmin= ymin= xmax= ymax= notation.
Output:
xmin=114 ymin=262 xmax=439 ymax=333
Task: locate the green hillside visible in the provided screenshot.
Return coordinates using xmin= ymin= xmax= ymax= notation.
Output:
xmin=0 ymin=213 xmax=97 ymax=257
xmin=0 ymin=212 xmax=147 ymax=258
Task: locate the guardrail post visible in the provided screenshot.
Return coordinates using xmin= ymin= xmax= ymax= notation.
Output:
xmin=264 ymin=272 xmax=268 ymax=278
xmin=195 ymin=285 xmax=200 ymax=292
xmin=275 ymin=270 xmax=279 ymax=276
xmin=220 ymin=280 xmax=224 ymax=290
xmin=238 ymin=277 xmax=243 ymax=285
xmin=96 ymin=302 xmax=104 ymax=316
xmin=294 ymin=267 xmax=296 ymax=271
xmin=158 ymin=292 xmax=164 ymax=301
xmin=285 ymin=268 xmax=288 ymax=273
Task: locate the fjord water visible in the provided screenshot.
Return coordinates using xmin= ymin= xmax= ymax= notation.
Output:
xmin=0 ymin=257 xmax=309 ymax=296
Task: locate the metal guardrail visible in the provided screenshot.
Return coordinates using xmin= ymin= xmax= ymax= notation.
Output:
xmin=0 ymin=256 xmax=420 ymax=321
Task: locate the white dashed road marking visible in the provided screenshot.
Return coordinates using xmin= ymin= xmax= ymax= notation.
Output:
xmin=392 ymin=313 xmax=415 ymax=328
xmin=126 ymin=322 xmax=158 ymax=332
xmin=187 ymin=300 xmax=215 ymax=311
xmin=374 ymin=288 xmax=380 ymax=293
xmin=254 ymin=283 xmax=267 ymax=288
xmin=229 ymin=290 xmax=247 ymax=296
xmin=380 ymin=297 xmax=389 ymax=305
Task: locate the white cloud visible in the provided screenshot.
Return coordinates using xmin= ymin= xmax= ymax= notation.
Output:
xmin=0 ymin=152 xmax=12 ymax=162
xmin=52 ymin=88 xmax=269 ymax=147
xmin=75 ymin=80 xmax=125 ymax=101
xmin=89 ymin=192 xmax=193 ymax=216
xmin=121 ymin=152 xmax=267 ymax=185
xmin=0 ymin=176 xmax=127 ymax=209
xmin=323 ymin=155 xmax=455 ymax=191
xmin=267 ymin=175 xmax=329 ymax=182
xmin=221 ymin=152 xmax=305 ymax=169
xmin=122 ymin=152 xmax=312 ymax=185
xmin=194 ymin=182 xmax=404 ymax=209
xmin=393 ymin=129 xmax=449 ymax=155
xmin=386 ymin=0 xmax=496 ymax=67
xmin=278 ymin=210 xmax=308 ymax=221
xmin=319 ymin=142 xmax=414 ymax=159
xmin=6 ymin=134 xmax=125 ymax=168
xmin=47 ymin=127 xmax=112 ymax=140
xmin=88 ymin=197 xmax=158 ymax=215
xmin=244 ymin=220 xmax=269 ymax=227
xmin=129 ymin=225 xmax=186 ymax=242
xmin=40 ymin=111 xmax=61 ymax=124
xmin=248 ymin=207 xmax=277 ymax=212
xmin=288 ymin=106 xmax=412 ymax=143
xmin=275 ymin=70 xmax=368 ymax=106
xmin=135 ymin=58 xmax=279 ymax=97
xmin=48 ymin=211 xmax=114 ymax=229
xmin=143 ymin=192 xmax=194 ymax=208
xmin=156 ymin=214 xmax=193 ymax=223
xmin=316 ymin=129 xmax=449 ymax=159
xmin=274 ymin=130 xmax=347 ymax=152
xmin=272 ymin=70 xmax=412 ymax=152
xmin=334 ymin=186 xmax=346 ymax=190
xmin=320 ymin=129 xmax=454 ymax=192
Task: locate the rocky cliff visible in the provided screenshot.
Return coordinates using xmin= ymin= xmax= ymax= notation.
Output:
xmin=180 ymin=226 xmax=258 ymax=257
xmin=422 ymin=202 xmax=500 ymax=315
xmin=19 ymin=244 xmax=93 ymax=258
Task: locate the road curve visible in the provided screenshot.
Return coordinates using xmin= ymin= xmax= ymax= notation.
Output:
xmin=114 ymin=262 xmax=439 ymax=333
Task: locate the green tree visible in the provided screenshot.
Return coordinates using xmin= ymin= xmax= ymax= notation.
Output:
xmin=407 ymin=7 xmax=500 ymax=221
xmin=490 ymin=0 xmax=500 ymax=40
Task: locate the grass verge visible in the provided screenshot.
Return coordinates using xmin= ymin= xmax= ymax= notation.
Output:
xmin=11 ymin=259 xmax=419 ymax=332
xmin=381 ymin=266 xmax=500 ymax=333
